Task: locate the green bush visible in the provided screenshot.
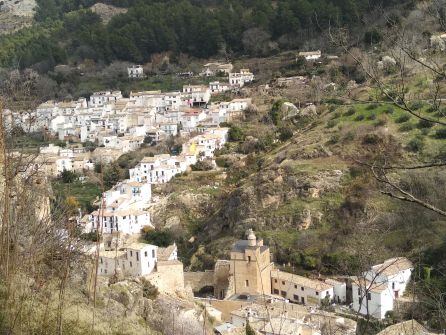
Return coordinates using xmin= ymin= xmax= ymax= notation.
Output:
xmin=434 ymin=128 xmax=446 ymax=139
xmin=436 ymin=144 xmax=446 ymax=160
xmin=60 ymin=170 xmax=77 ymax=183
xmin=421 ymin=128 xmax=430 ymax=136
xmin=278 ymin=126 xmax=294 ymax=141
xmin=406 ymin=136 xmax=424 ymax=152
xmin=396 ymin=114 xmax=411 ymax=123
xmin=374 ymin=116 xmax=387 ymax=127
xmin=103 ymin=163 xmax=122 ymax=189
xmin=326 ymin=119 xmax=338 ymax=128
xmin=228 ymin=125 xmax=245 ymax=142
xmin=143 ymin=229 xmax=174 ymax=247
xmin=343 ymin=131 xmax=355 ymax=141
xmin=142 ymin=280 xmax=159 ymax=300
xmin=191 ymin=160 xmax=214 ymax=171
xmin=398 ymin=122 xmax=414 ymax=132
xmin=94 ymin=163 xmax=102 ymax=173
xmin=269 ymin=100 xmax=284 ymax=125
xmin=409 ymin=101 xmax=423 ymax=110
xmin=354 ymin=114 xmax=365 ymax=121
xmin=80 ymin=231 xmax=100 ymax=242
xmin=384 ymin=106 xmax=394 ymax=114
xmin=433 ymin=112 xmax=445 ymax=119
xmin=324 ymin=98 xmax=343 ymax=105
xmin=344 ymin=107 xmax=356 ymax=116
xmin=366 ymin=114 xmax=377 ymax=120
xmin=417 ymin=119 xmax=435 ymax=129
xmin=327 ymin=134 xmax=340 ymax=144
xmin=364 ymin=29 xmax=382 ymax=44
xmin=331 ymin=111 xmax=341 ymax=119
xmin=365 ymin=103 xmax=379 ymax=110
xmin=426 ymin=106 xmax=437 ymax=113
xmin=215 ymin=157 xmax=230 ymax=168
xmin=362 ymin=134 xmax=381 ymax=145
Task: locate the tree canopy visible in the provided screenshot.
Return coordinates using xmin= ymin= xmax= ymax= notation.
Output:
xmin=0 ymin=0 xmax=413 ymax=68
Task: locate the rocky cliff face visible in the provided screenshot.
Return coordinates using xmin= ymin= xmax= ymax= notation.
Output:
xmin=214 ymin=166 xmax=344 ymax=235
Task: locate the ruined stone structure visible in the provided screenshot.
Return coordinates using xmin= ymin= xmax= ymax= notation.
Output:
xmin=214 ymin=260 xmax=232 ymax=299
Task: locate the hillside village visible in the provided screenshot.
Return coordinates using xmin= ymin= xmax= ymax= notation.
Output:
xmin=4 ymin=56 xmax=439 ymax=334
xmin=3 ymin=64 xmax=252 ymax=174
xmin=2 ymin=0 xmax=446 ymax=333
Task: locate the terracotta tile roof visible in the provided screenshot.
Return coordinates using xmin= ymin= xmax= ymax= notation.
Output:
xmin=157 ymin=244 xmax=176 ymax=261
xmin=372 ymin=257 xmax=413 ymax=277
xmin=271 ymin=270 xmax=333 ymax=292
xmin=377 ymin=320 xmax=434 ymax=335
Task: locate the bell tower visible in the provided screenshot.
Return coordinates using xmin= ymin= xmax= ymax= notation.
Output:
xmin=229 ymin=229 xmax=273 ymax=296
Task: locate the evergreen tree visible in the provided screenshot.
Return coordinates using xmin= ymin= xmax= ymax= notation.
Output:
xmin=246 ymin=321 xmax=256 ymax=335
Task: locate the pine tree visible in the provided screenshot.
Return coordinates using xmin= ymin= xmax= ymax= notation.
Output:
xmin=246 ymin=320 xmax=256 ymax=335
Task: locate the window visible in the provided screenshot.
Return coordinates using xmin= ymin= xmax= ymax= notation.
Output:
xmin=100 ymin=258 xmax=103 ymax=264
xmin=136 ymin=252 xmax=139 ymax=261
xmin=294 ymin=285 xmax=297 ymax=289
xmin=301 ymin=287 xmax=304 ymax=291
xmin=274 ymin=279 xmax=277 ymax=283
xmin=358 ymin=288 xmax=361 ymax=295
xmin=130 ymin=251 xmax=133 ymax=257
xmin=245 ymin=280 xmax=249 ymax=287
xmin=152 ymin=250 xmax=155 ymax=258
xmin=392 ymin=282 xmax=395 ymax=289
xmin=316 ymin=292 xmax=319 ymax=296
xmin=130 ymin=261 xmax=132 ymax=267
xmin=367 ymin=293 xmax=371 ymax=301
xmin=282 ymin=281 xmax=285 ymax=285
xmin=247 ymin=256 xmax=251 ymax=262
xmin=281 ymin=291 xmax=287 ymax=298
xmin=273 ymin=289 xmax=279 ymax=294
xmin=144 ymin=251 xmax=148 ymax=257
xmin=293 ymin=294 xmax=299 ymax=301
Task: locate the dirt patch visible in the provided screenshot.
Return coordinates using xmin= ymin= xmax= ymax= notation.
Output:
xmin=90 ymin=3 xmax=127 ymax=23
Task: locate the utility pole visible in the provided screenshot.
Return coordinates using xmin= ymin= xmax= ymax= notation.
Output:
xmin=172 ymin=309 xmax=175 ymax=334
xmin=0 ymin=99 xmax=11 ymax=282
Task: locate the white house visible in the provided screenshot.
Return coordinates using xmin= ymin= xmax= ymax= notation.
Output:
xmin=298 ymin=50 xmax=322 ymax=61
xmin=86 ymin=180 xmax=152 ymax=235
xmin=97 ymin=241 xmax=179 ymax=277
xmin=98 ymin=242 xmax=157 ymax=276
xmin=209 ymin=81 xmax=231 ymax=94
xmin=366 ymin=257 xmax=413 ymax=298
xmin=117 ymin=135 xmax=145 ymax=153
xmin=179 ymin=108 xmax=207 ymax=131
xmin=159 ymin=122 xmax=178 ymax=136
xmin=89 ymin=91 xmax=123 ymax=108
xmin=352 ymin=257 xmax=413 ymax=319
xmin=226 ymin=98 xmax=251 ymax=112
xmin=53 ymin=157 xmax=74 ymax=175
xmin=129 ymin=154 xmax=187 ymax=184
xmin=229 ymin=69 xmax=254 ymax=87
xmin=325 ymin=279 xmax=347 ymax=304
xmin=182 ymin=85 xmax=211 ymax=107
xmin=200 ymin=62 xmax=233 ymax=76
xmin=271 ymin=269 xmax=334 ymax=306
xmin=352 ymin=279 xmax=394 ymax=320
xmin=128 ymin=65 xmax=144 ymax=79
